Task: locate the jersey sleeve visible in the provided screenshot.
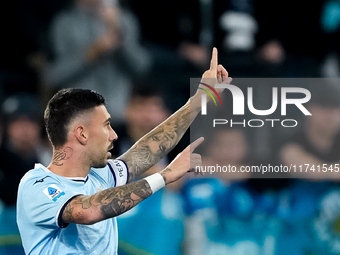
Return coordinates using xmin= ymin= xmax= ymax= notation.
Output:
xmin=19 ymin=175 xmax=81 ymax=228
xmin=107 ymin=159 xmax=129 ymax=187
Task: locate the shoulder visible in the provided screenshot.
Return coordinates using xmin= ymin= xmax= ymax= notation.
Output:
xmin=17 ymin=166 xmax=70 ymax=214
xmin=18 ymin=166 xmax=63 ymax=193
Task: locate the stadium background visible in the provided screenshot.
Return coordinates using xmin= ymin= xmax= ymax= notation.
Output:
xmin=1 ymin=0 xmax=340 ymax=254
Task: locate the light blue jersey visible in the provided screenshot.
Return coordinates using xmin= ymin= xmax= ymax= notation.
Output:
xmin=17 ymin=159 xmax=129 ymax=255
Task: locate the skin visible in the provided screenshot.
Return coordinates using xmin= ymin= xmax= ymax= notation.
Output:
xmin=47 ymin=48 xmax=232 ymax=225
xmin=8 ymin=117 xmax=41 ymax=155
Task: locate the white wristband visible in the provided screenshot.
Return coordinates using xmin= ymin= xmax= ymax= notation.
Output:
xmin=144 ymin=173 xmax=165 ymax=194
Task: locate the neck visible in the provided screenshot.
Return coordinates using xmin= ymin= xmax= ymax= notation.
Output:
xmin=48 ymin=145 xmax=89 ymax=178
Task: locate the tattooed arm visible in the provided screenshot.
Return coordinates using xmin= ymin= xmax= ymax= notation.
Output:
xmin=62 ymin=137 xmax=204 ymax=225
xmin=118 ymin=48 xmax=231 ymax=182
xmin=118 ymin=100 xmax=198 ymax=182
xmin=62 ymin=179 xmax=152 ymax=224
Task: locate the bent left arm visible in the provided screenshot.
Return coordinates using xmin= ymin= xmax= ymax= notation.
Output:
xmin=118 ymin=48 xmax=231 ymax=182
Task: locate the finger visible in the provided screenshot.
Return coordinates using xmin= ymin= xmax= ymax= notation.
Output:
xmin=210 ymin=47 xmax=218 ymax=71
xmin=222 ymin=77 xmax=233 ymax=84
xmin=217 ymin=71 xmax=222 ymax=84
xmin=189 ymin=137 xmax=204 ymax=153
xmin=217 ymin=64 xmax=228 ymax=79
xmin=190 ymin=165 xmax=205 ymax=176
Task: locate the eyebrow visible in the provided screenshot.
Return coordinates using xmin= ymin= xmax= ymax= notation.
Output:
xmin=104 ymin=117 xmax=111 ymax=124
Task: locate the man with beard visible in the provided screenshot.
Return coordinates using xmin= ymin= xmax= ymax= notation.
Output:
xmin=17 ymin=48 xmax=231 ymax=254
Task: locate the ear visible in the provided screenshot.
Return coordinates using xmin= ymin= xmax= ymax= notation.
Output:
xmin=74 ymin=125 xmax=87 ymax=145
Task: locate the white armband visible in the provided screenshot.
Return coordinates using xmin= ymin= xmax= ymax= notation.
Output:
xmin=144 ymin=173 xmax=165 ymax=193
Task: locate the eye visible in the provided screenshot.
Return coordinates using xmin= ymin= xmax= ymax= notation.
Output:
xmin=152 ymin=135 xmax=160 ymax=141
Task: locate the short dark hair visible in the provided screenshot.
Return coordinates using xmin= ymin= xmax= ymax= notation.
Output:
xmin=44 ymin=88 xmax=105 ymax=148
xmin=131 ymin=80 xmax=165 ymax=100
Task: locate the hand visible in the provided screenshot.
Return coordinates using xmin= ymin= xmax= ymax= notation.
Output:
xmin=193 ymin=48 xmax=232 ymax=104
xmin=160 ymin=137 xmax=204 ymax=185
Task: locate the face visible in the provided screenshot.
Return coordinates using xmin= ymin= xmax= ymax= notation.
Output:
xmin=85 ymin=105 xmax=118 ymax=168
xmin=308 ymin=105 xmax=340 ymax=137
xmin=207 ymin=129 xmax=247 ymax=164
xmin=144 ymin=128 xmax=177 ymax=158
xmin=8 ymin=116 xmax=41 ymax=152
xmin=125 ymin=96 xmax=169 ymax=134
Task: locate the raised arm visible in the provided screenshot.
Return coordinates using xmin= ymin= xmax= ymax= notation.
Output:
xmin=61 ymin=48 xmax=229 ymax=224
xmin=118 ymin=47 xmax=232 ymax=182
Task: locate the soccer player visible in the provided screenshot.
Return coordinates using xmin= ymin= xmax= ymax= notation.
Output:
xmin=16 ymin=48 xmax=231 ymax=254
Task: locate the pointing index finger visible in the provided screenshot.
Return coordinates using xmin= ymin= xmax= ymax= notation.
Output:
xmin=210 ymin=47 xmax=218 ymax=71
xmin=190 ymin=137 xmax=204 ymax=153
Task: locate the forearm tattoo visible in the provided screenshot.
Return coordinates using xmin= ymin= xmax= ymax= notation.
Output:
xmin=120 ymin=101 xmax=196 ymax=182
xmin=98 ymin=180 xmax=152 ymax=218
xmin=63 ymin=202 xmax=75 ymax=222
xmin=160 ymin=168 xmax=172 ymax=183
xmin=62 ymin=179 xmax=152 ymax=224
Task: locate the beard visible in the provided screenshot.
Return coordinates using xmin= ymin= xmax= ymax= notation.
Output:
xmin=91 ymin=160 xmax=107 ymax=169
xmin=89 ymin=148 xmax=111 ymax=169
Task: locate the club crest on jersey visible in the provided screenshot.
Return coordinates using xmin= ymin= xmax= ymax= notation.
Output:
xmin=43 ymin=184 xmax=65 ymax=202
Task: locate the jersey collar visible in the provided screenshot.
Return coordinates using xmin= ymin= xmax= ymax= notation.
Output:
xmin=34 ymin=163 xmax=89 ymax=183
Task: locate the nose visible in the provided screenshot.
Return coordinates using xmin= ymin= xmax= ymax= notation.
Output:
xmin=109 ymin=126 xmax=118 ymax=142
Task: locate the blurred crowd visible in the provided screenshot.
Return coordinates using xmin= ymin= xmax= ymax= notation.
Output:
xmin=1 ymin=0 xmax=340 ymax=254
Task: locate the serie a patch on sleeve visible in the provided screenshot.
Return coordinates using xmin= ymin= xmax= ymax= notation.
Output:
xmin=43 ymin=184 xmax=66 ymax=202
